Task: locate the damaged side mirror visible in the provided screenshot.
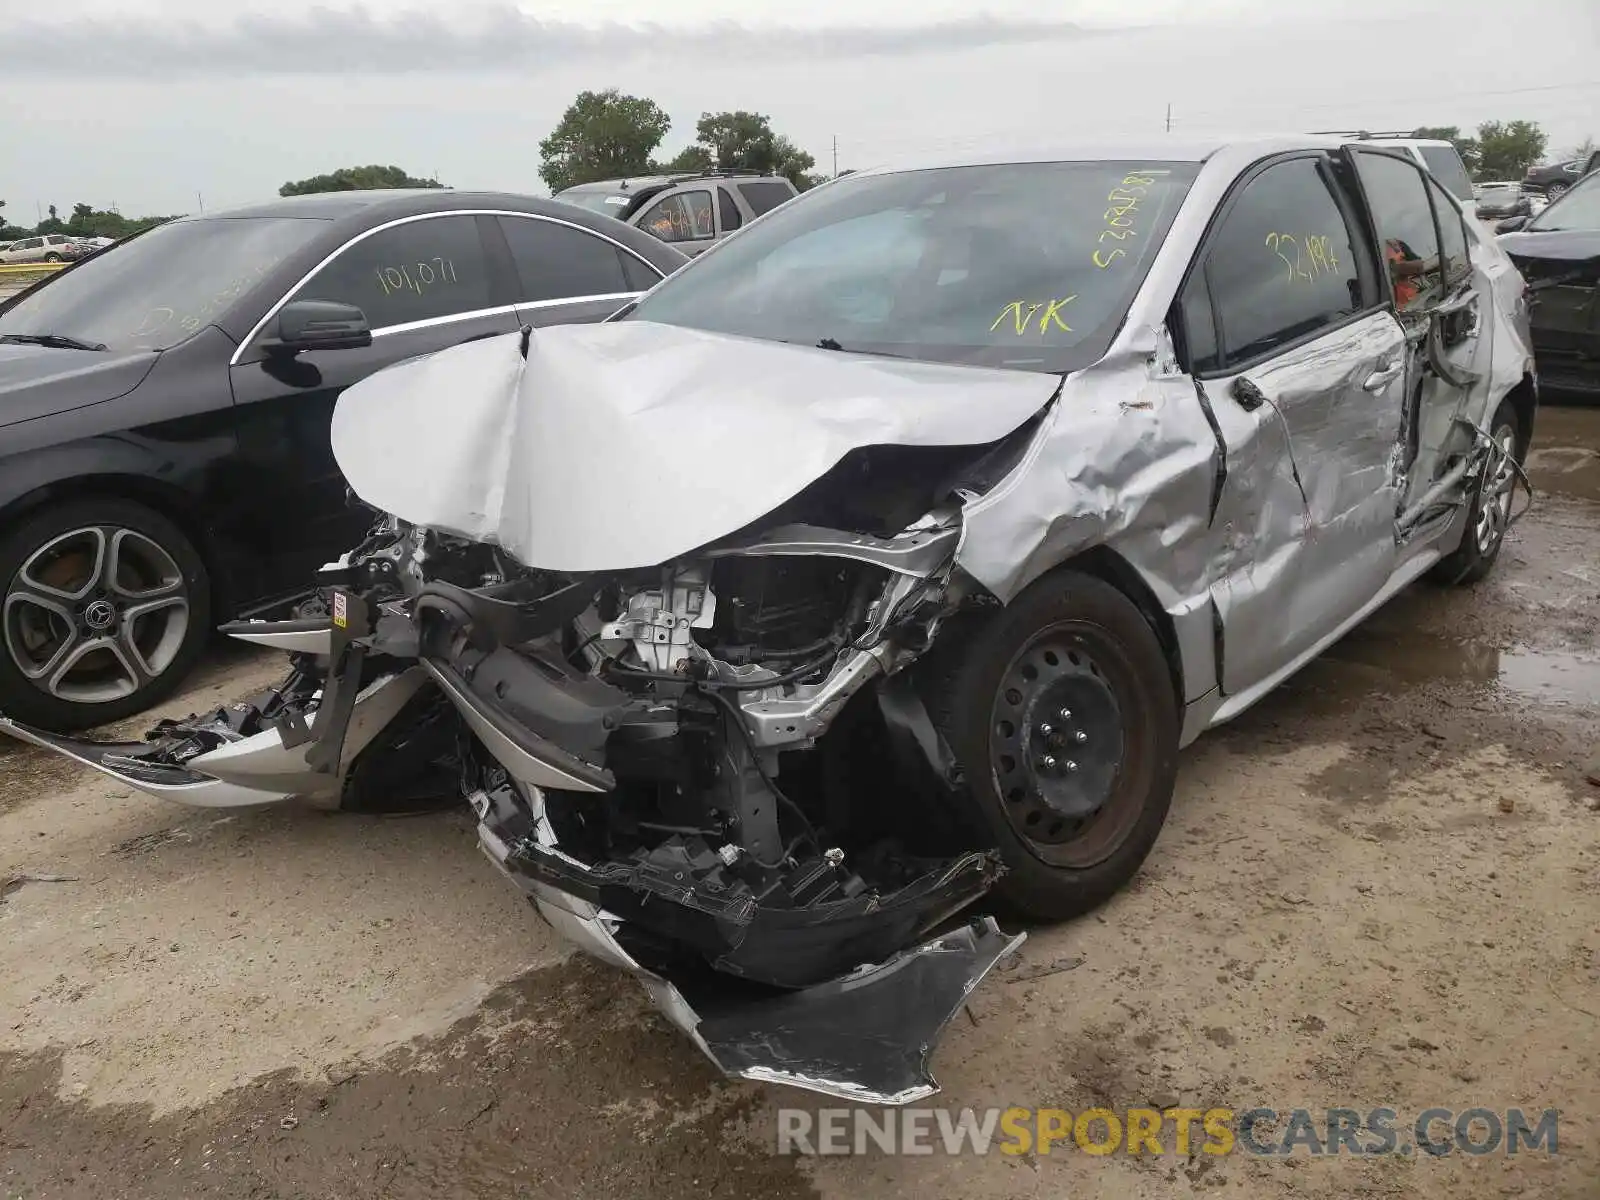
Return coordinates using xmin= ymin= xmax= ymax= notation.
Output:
xmin=263 ymin=300 xmax=373 ymax=356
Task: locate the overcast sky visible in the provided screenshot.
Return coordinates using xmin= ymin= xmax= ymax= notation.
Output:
xmin=1 ymin=0 xmax=1595 ymax=217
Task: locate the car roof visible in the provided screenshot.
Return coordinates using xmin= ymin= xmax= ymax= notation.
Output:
xmin=848 ymin=134 xmax=1352 ymax=178
xmin=185 ymin=189 xmax=583 ymax=223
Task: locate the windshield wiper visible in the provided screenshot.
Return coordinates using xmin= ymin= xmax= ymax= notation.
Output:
xmin=813 ymin=337 xmax=921 ymax=361
xmin=0 ymin=332 xmax=108 ymax=352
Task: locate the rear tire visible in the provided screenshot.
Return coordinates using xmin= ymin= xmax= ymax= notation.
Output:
xmin=0 ymin=498 xmax=211 ymax=731
xmin=1428 ymin=400 xmax=1521 ymax=586
xmin=43 ymin=253 xmax=61 ymax=263
xmin=922 ymin=569 xmax=1179 ymax=921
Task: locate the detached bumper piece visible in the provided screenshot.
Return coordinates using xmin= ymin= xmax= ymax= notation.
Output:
xmin=477 ymin=796 xmax=1022 ymax=1104
xmin=685 ymin=916 xmax=1023 ymax=1104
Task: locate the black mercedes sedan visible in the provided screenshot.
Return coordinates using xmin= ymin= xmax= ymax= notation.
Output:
xmin=0 ymin=189 xmax=686 ymax=730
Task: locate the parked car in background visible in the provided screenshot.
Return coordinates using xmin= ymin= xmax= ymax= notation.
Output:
xmin=553 ymin=169 xmax=800 ymax=256
xmin=1523 ymin=151 xmax=1600 ymax=201
xmin=1498 ymin=168 xmax=1600 ymax=397
xmin=0 ymin=235 xmax=86 ymax=264
xmin=1476 ymin=183 xmax=1532 ymax=221
xmin=0 ymin=189 xmax=687 ymax=730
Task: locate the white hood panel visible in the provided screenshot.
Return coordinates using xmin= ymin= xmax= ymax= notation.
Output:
xmin=331 ymin=321 xmax=1058 ymax=573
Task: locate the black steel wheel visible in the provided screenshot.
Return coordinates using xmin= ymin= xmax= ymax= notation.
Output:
xmin=0 ymin=498 xmax=211 ymax=731
xmin=924 ymin=568 xmax=1179 ymax=921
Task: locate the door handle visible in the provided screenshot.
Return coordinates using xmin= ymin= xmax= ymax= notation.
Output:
xmin=1362 ymin=361 xmax=1403 ymax=392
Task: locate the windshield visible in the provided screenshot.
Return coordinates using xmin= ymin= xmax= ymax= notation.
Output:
xmin=0 ymin=216 xmax=328 ymax=352
xmin=1529 ymin=171 xmax=1600 ymax=232
xmin=554 ymin=190 xmax=635 ymax=218
xmin=626 ymin=160 xmax=1199 ymax=374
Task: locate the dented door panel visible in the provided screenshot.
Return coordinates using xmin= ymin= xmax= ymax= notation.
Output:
xmin=1204 ymin=312 xmax=1408 ymax=693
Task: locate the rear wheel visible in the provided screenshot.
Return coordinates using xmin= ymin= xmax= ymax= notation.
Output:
xmin=43 ymin=252 xmax=61 ymax=263
xmin=924 ymin=569 xmax=1179 ymax=921
xmin=0 ymin=498 xmax=211 ymax=731
xmin=1547 ymin=182 xmax=1570 ymax=201
xmin=1429 ymin=400 xmax=1521 ymax=586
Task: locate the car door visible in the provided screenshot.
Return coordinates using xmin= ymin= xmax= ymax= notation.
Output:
xmin=10 ymin=238 xmax=43 ymax=264
xmin=1347 ymin=150 xmax=1488 ymax=519
xmin=228 ymin=212 xmax=522 ymax=591
xmin=492 ymin=213 xmax=660 ymax=328
xmin=633 ymin=187 xmax=718 ymax=257
xmin=1174 ymin=151 xmax=1404 ymax=695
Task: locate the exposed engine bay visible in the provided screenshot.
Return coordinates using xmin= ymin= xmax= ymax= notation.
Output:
xmin=5 ymin=439 xmax=1044 ymax=1102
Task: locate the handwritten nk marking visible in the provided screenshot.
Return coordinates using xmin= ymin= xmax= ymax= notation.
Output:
xmin=1265 ymin=232 xmax=1341 ymax=284
xmin=992 ymin=296 xmax=1077 ymax=335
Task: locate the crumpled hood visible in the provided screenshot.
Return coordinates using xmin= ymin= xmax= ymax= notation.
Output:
xmin=331 ymin=320 xmax=1060 ymax=573
xmin=0 ymin=343 xmax=160 ymax=428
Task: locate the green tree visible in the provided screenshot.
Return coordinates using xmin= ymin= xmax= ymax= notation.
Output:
xmin=1412 ymin=125 xmax=1480 ymax=176
xmin=653 ymin=144 xmax=715 ymax=175
xmin=1474 ymin=120 xmax=1548 ymax=181
xmin=279 ymin=165 xmax=443 ymax=197
xmin=685 ymin=110 xmax=817 ymax=188
xmin=538 ymin=90 xmax=672 ymax=193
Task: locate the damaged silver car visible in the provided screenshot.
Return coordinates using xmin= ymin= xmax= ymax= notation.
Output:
xmin=1 ymin=137 xmax=1537 ymax=1103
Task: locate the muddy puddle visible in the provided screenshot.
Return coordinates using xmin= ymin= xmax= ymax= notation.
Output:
xmin=1526 ymin=404 xmax=1600 ymax=503
xmin=1319 ymin=627 xmax=1600 ymax=707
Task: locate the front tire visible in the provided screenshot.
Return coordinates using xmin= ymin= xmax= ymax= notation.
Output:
xmin=924 ymin=569 xmax=1179 ymax=921
xmin=0 ymin=498 xmax=211 ymax=731
xmin=1429 ymin=400 xmax=1521 ymax=586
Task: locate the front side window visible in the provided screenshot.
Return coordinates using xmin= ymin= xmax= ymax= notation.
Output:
xmin=498 ymin=216 xmax=630 ymax=302
xmin=628 ymin=160 xmax=1200 ymax=374
xmin=638 ymin=191 xmax=714 ymax=243
xmin=291 ymin=214 xmax=492 ymax=329
xmin=1181 ymin=155 xmax=1364 ymax=372
xmin=1353 ymin=150 xmax=1445 ymax=314
xmin=0 ymin=217 xmax=326 ymax=352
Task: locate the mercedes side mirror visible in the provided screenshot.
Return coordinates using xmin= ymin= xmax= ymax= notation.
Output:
xmin=264 ymin=300 xmax=373 ymax=355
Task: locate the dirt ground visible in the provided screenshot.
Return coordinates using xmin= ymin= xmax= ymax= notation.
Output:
xmin=2 ymin=408 xmax=1598 ymax=1200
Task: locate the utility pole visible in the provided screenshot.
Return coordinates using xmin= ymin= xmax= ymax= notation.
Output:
xmin=35 ymin=200 xmax=42 ymax=224
xmin=1165 ymin=103 xmax=1172 ymax=134
xmin=196 ymin=191 xmax=204 ymax=214
xmin=832 ymin=135 xmax=839 ymax=179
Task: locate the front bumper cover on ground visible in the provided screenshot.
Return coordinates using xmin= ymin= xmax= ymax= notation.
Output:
xmin=480 ymin=819 xmax=1021 ymax=1104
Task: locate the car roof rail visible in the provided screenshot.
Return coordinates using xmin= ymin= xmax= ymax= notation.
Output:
xmin=1311 ymin=130 xmax=1434 ymax=141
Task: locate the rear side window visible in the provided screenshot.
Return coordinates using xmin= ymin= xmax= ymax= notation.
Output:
xmin=1423 ymin=176 xmax=1471 ymax=290
xmin=717 ymin=188 xmax=743 ymax=232
xmin=1184 ymin=155 xmax=1364 ymax=371
xmin=497 ymin=216 xmax=628 ymax=302
xmin=1353 ymin=150 xmax=1446 ymax=314
xmin=620 ymin=253 xmax=664 ymax=292
xmin=737 ymin=180 xmax=796 ymax=216
xmin=1419 ymin=145 xmax=1474 ymax=202
xmin=294 ymin=214 xmax=493 ymax=329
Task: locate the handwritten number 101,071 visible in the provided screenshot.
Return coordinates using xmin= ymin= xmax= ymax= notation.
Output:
xmin=375 ymin=257 xmax=459 ymax=297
